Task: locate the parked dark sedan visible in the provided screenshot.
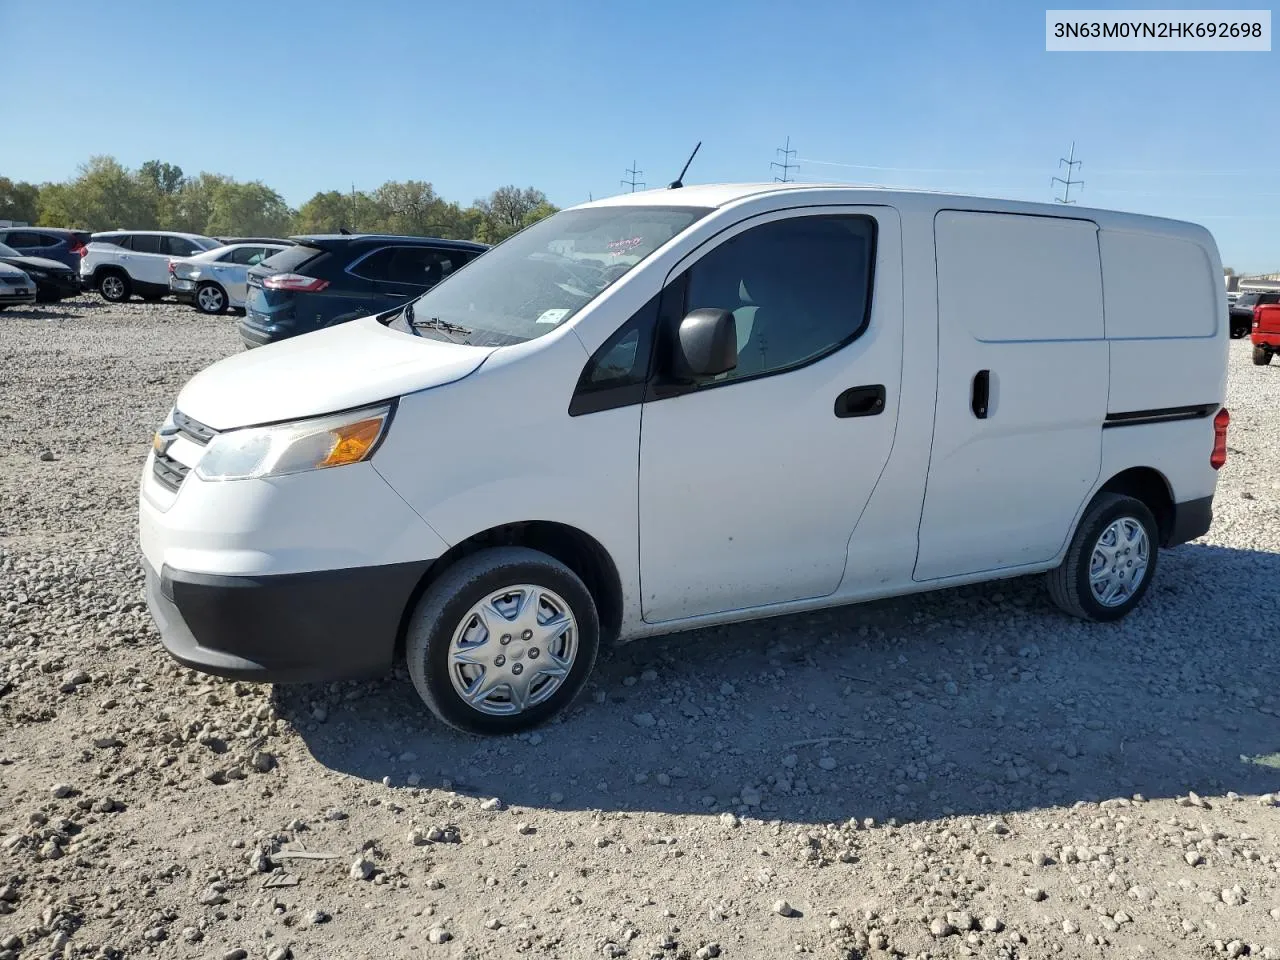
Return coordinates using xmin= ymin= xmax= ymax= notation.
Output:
xmin=0 ymin=241 xmax=82 ymax=302
xmin=240 ymin=234 xmax=488 ymax=347
xmin=0 ymin=227 xmax=91 ymax=272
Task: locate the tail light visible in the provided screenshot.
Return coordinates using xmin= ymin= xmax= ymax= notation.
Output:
xmin=1210 ymin=407 xmax=1229 ymax=470
xmin=69 ymin=241 xmax=87 ymax=258
xmin=1255 ymin=305 xmax=1264 ymax=328
xmin=167 ymin=260 xmax=176 ymax=276
xmin=263 ymin=273 xmax=329 ymax=292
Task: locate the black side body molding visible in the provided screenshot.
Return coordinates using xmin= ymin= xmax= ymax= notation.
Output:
xmin=1103 ymin=404 xmax=1217 ymax=428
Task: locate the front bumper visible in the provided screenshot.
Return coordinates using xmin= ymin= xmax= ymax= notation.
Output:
xmin=0 ymin=287 xmax=36 ymax=306
xmin=139 ymin=435 xmax=451 ymax=681
xmin=145 ymin=559 xmax=430 ymax=681
xmin=34 ymin=273 xmax=82 ymax=300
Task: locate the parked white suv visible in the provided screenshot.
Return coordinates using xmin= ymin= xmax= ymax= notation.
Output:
xmin=82 ymin=231 xmax=221 ymax=303
xmin=139 ymin=184 xmax=1230 ymax=735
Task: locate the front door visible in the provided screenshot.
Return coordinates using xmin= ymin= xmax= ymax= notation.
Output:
xmin=914 ymin=211 xmax=1107 ymax=581
xmin=638 ymin=207 xmax=903 ymax=623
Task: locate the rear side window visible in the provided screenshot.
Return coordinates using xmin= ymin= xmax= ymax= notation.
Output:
xmin=350 ymin=246 xmax=471 ymax=286
xmin=94 ymin=234 xmax=128 ymax=248
xmin=260 ymin=244 xmax=323 ymax=273
xmin=35 ymin=233 xmax=62 ymax=247
xmin=131 ymin=235 xmax=164 ymax=254
xmin=226 ymin=246 xmax=271 ymax=265
xmin=164 ymin=236 xmax=202 ymax=257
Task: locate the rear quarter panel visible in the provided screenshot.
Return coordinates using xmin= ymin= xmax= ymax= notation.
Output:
xmin=1096 ymin=224 xmax=1226 ymax=510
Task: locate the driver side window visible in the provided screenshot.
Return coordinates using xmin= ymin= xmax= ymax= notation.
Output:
xmin=679 ymin=215 xmax=877 ymax=386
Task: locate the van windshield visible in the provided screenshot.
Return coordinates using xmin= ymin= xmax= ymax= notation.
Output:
xmin=392 ymin=206 xmax=710 ymax=346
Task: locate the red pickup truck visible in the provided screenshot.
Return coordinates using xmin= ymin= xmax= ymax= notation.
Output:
xmin=1253 ymin=302 xmax=1280 ymax=365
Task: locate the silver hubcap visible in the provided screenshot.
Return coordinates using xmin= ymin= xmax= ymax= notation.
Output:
xmin=198 ymin=286 xmax=224 ymax=311
xmin=1089 ymin=517 xmax=1149 ymax=607
xmin=448 ymin=584 xmax=578 ymax=716
xmin=102 ymin=276 xmax=124 ymax=299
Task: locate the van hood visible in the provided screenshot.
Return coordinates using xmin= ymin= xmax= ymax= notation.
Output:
xmin=176 ymin=315 xmax=494 ymax=430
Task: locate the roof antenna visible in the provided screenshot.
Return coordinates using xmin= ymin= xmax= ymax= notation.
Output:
xmin=669 ymin=142 xmax=701 ymax=190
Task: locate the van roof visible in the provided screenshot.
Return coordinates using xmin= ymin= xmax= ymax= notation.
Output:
xmin=577 ymin=182 xmax=1213 ymax=242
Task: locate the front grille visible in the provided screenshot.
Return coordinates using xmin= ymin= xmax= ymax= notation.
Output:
xmin=152 ymin=410 xmax=218 ymax=492
xmin=152 ymin=452 xmax=190 ymax=491
xmin=173 ymin=410 xmax=217 ymax=444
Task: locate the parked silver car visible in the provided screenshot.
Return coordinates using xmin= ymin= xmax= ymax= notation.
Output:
xmin=0 ymin=262 xmax=36 ymax=310
xmin=169 ymin=242 xmax=289 ymax=314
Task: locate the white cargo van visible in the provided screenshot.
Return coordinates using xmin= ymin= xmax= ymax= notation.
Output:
xmin=139 ymin=184 xmax=1230 ymax=734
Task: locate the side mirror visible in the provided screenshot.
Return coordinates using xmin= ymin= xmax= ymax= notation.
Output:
xmin=673 ymin=308 xmax=738 ymax=379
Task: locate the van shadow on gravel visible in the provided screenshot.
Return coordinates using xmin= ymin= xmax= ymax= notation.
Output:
xmin=279 ymin=542 xmax=1280 ymax=825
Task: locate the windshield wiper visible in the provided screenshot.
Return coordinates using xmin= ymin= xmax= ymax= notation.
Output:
xmin=410 ymin=314 xmax=475 ymax=342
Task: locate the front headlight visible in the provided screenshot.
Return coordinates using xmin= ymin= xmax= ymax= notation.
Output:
xmin=194 ymin=404 xmax=392 ymax=482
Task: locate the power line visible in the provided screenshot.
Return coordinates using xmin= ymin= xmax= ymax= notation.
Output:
xmin=771 ymin=136 xmax=798 ymax=182
xmin=1052 ymin=142 xmax=1084 ymax=204
xmin=621 ymin=161 xmax=645 ymax=193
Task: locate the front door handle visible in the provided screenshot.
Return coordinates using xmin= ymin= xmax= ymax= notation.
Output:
xmin=971 ymin=370 xmax=990 ymax=419
xmin=834 ymin=384 xmax=886 ymax=418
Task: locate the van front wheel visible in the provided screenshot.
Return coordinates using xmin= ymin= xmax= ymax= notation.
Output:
xmin=405 ymin=547 xmax=600 ymax=735
xmin=1046 ymin=493 xmax=1158 ymax=622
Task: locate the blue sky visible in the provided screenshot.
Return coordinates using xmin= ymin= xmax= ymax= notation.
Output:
xmin=3 ymin=0 xmax=1277 ymax=269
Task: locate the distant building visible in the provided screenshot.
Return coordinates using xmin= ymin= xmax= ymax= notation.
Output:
xmin=1225 ymin=271 xmax=1280 ymax=293
xmin=0 ymin=220 xmax=30 ymax=228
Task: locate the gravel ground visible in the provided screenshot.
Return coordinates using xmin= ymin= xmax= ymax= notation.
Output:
xmin=1 ymin=297 xmax=1277 ymax=960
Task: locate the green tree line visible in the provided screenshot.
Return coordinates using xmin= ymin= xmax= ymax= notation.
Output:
xmin=0 ymin=157 xmax=559 ymax=245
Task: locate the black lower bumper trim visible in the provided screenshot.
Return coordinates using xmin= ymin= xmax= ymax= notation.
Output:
xmin=145 ymin=559 xmax=431 ymax=682
xmin=1167 ymin=495 xmax=1213 ymax=547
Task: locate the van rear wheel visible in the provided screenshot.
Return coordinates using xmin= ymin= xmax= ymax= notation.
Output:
xmin=1046 ymin=493 xmax=1158 ymax=622
xmin=1254 ymin=346 xmax=1273 ymax=366
xmin=405 ymin=547 xmax=600 ymax=735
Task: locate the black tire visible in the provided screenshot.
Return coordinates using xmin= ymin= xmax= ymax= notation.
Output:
xmin=406 ymin=547 xmax=600 ymax=735
xmin=98 ymin=271 xmax=131 ymax=303
xmin=1046 ymin=493 xmax=1159 ymax=622
xmin=195 ymin=281 xmax=228 ymax=315
xmin=1254 ymin=346 xmax=1273 ymax=366
xmin=1230 ymin=320 xmax=1248 ymax=339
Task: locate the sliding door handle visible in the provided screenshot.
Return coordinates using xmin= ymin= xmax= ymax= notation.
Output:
xmin=971 ymin=370 xmax=990 ymax=419
xmin=834 ymin=384 xmax=886 ymax=418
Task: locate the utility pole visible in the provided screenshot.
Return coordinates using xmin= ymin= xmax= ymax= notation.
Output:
xmin=771 ymin=136 xmax=798 ymax=182
xmin=621 ymin=162 xmax=645 ymax=193
xmin=1052 ymin=142 xmax=1084 ymax=204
